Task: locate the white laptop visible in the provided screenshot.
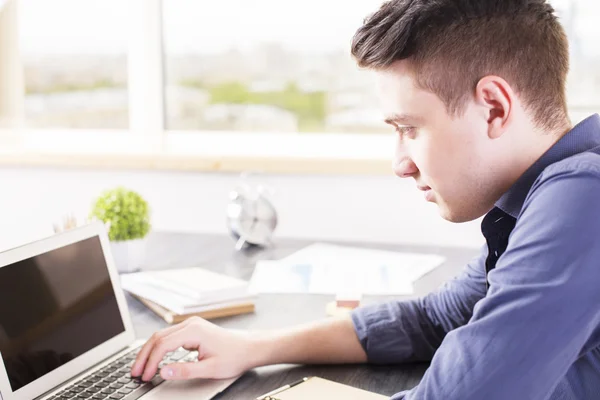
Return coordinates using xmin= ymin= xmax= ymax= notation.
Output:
xmin=0 ymin=222 xmax=238 ymax=400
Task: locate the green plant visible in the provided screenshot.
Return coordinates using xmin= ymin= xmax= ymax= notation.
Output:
xmin=90 ymin=187 xmax=151 ymax=241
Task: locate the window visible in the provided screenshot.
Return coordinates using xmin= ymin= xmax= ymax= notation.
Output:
xmin=553 ymin=0 xmax=600 ymax=123
xmin=0 ymin=0 xmax=598 ymax=173
xmin=162 ymin=0 xmax=388 ymax=134
xmin=162 ymin=0 xmax=599 ymax=134
xmin=18 ymin=0 xmax=129 ymax=129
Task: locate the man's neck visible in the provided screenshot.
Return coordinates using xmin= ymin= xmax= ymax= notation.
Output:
xmin=504 ymin=120 xmax=572 ymax=194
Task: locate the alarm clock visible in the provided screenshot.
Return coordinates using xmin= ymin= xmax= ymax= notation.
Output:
xmin=226 ymin=183 xmax=278 ymax=250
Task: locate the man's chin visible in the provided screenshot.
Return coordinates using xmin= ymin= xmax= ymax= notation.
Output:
xmin=438 ymin=204 xmax=484 ymax=223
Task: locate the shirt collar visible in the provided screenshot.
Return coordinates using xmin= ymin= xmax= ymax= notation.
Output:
xmin=495 ymin=114 xmax=600 ymax=218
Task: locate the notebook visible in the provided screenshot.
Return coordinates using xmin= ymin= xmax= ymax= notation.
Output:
xmin=122 ymin=267 xmax=249 ymax=301
xmin=121 ymin=267 xmax=252 ymax=314
xmin=256 ymin=377 xmax=388 ymax=400
xmin=133 ymin=294 xmax=255 ymax=324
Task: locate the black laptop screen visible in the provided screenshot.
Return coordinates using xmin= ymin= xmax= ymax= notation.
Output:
xmin=0 ymin=236 xmax=126 ymax=391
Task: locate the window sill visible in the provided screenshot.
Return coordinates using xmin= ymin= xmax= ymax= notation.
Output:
xmin=0 ymin=129 xmax=394 ymax=175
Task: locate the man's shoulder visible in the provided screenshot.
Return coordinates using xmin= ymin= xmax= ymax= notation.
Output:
xmin=522 ymin=147 xmax=600 ymax=216
xmin=539 ymin=146 xmax=600 ymax=183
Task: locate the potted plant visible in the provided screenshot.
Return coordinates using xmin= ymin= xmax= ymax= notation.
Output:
xmin=90 ymin=187 xmax=151 ymax=273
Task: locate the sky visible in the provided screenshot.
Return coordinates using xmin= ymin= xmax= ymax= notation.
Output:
xmin=16 ymin=0 xmax=600 ymax=56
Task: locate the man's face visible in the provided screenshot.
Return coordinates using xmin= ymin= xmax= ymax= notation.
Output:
xmin=376 ymin=62 xmax=507 ymax=222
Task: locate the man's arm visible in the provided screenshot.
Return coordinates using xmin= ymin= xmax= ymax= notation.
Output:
xmin=394 ymin=164 xmax=600 ymax=400
xmin=132 ymin=314 xmax=368 ymax=381
xmin=251 ymin=316 xmax=368 ymax=366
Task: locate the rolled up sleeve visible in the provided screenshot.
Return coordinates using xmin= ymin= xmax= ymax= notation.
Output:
xmin=352 ymin=244 xmax=488 ymax=364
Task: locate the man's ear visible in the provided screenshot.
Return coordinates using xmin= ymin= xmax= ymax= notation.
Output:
xmin=475 ymin=76 xmax=515 ymax=139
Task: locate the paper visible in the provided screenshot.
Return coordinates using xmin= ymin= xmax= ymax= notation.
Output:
xmin=249 ymin=243 xmax=445 ymax=295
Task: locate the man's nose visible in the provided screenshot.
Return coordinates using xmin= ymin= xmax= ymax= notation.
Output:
xmin=393 ymin=158 xmax=418 ymax=178
xmin=393 ymin=142 xmax=418 ymax=178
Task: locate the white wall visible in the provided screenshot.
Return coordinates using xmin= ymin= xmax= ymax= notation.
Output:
xmin=0 ymin=167 xmax=484 ymax=251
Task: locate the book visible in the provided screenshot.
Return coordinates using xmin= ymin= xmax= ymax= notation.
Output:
xmin=120 ymin=267 xmax=252 ymax=314
xmin=122 ymin=267 xmax=249 ymax=301
xmin=132 ymin=294 xmax=255 ymax=324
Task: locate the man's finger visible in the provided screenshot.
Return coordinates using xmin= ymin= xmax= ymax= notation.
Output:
xmin=140 ymin=328 xmax=192 ymax=382
xmin=160 ymin=358 xmax=219 ymax=381
xmin=131 ymin=322 xmax=188 ymax=377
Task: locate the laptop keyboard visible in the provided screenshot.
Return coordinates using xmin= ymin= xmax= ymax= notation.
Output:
xmin=47 ymin=347 xmax=198 ymax=400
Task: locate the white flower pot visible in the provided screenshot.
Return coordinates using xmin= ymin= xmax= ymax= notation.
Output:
xmin=110 ymin=238 xmax=146 ymax=273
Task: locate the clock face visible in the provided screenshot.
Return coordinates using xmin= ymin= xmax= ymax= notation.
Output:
xmin=227 ymin=189 xmax=277 ymax=246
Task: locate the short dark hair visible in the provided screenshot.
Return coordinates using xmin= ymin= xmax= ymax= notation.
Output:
xmin=352 ymin=0 xmax=570 ymax=131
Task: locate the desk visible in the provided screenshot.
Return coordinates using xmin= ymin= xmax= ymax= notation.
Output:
xmin=126 ymin=232 xmax=479 ymax=398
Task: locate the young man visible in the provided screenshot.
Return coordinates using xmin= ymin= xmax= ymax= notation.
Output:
xmin=131 ymin=1 xmax=600 ymax=398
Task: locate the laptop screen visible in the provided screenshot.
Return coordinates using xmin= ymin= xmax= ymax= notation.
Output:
xmin=0 ymin=236 xmax=125 ymax=392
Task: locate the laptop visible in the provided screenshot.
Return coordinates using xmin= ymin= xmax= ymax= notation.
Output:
xmin=0 ymin=222 xmax=239 ymax=400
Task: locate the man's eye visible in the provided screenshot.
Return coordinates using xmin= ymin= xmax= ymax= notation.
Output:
xmin=395 ymin=126 xmax=416 ymax=138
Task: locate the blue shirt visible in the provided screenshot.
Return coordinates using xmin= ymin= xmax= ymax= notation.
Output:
xmin=352 ymin=114 xmax=600 ymax=400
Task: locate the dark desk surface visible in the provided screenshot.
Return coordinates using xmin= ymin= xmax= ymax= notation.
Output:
xmin=126 ymin=232 xmax=479 ymax=399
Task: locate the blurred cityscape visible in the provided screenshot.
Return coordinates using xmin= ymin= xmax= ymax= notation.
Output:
xmin=19 ymin=0 xmax=600 ymax=132
xmin=22 ymin=45 xmax=386 ymax=133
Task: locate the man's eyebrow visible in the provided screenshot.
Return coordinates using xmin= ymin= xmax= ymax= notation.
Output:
xmin=383 ymin=113 xmax=423 ymax=125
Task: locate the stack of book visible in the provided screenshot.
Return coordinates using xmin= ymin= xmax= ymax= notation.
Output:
xmin=120 ymin=268 xmax=256 ymax=324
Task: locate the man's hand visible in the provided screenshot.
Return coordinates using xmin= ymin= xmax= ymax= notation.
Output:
xmin=131 ymin=314 xmax=366 ymax=382
xmin=131 ymin=317 xmax=256 ymax=382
